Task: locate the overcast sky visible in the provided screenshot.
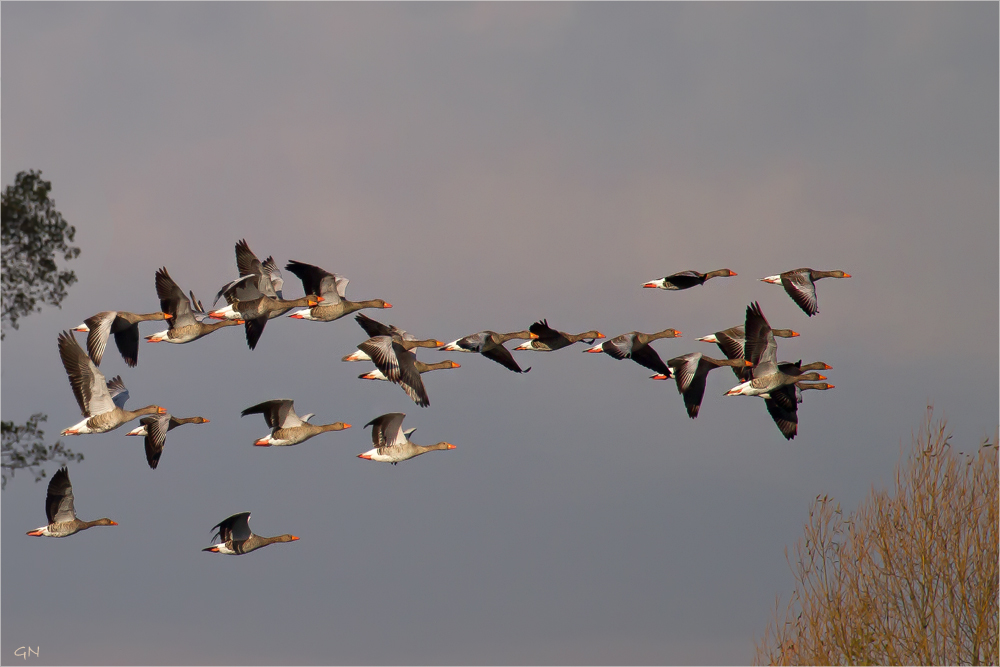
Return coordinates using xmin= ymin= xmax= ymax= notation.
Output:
xmin=2 ymin=3 xmax=997 ymax=665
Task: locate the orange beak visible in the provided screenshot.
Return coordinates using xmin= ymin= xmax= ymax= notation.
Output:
xmin=110 ymin=521 xmax=119 ymax=526
xmin=163 ymin=313 xmax=173 ymax=319
xmin=342 ymin=424 xmax=352 ymax=429
xmin=451 ymin=362 xmax=461 ymax=368
xmin=744 ymin=360 xmax=754 ymax=366
xmin=157 ymin=407 xmax=168 ymax=414
xmin=290 ymin=536 xmax=300 ymax=541
xmin=651 ymin=374 xmax=669 ymax=380
xmin=254 ymin=439 xmax=272 ymax=446
xmin=383 ymin=303 xmax=393 ymax=308
xmin=728 ymin=270 xmax=737 ymax=276
xmin=358 ymin=453 xmax=372 ymax=460
xmin=446 ymin=444 xmax=456 ymax=449
xmin=843 ymin=273 xmax=852 ymax=278
xmin=290 ymin=313 xmax=304 ymax=319
xmin=435 ymin=341 xmax=445 ymax=346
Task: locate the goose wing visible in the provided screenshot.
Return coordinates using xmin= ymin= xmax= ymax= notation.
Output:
xmin=244 ymin=316 xmax=268 ymax=350
xmin=600 ymin=334 xmax=636 ymax=360
xmin=235 ymin=239 xmax=278 ymax=299
xmin=358 ymin=336 xmax=402 ymax=382
xmin=744 ymin=302 xmax=777 ymax=376
xmin=45 ymin=467 xmax=77 ymax=524
xmin=241 ymin=399 xmax=303 ymax=429
xmin=284 ymin=260 xmax=345 ymax=305
xmin=155 ymin=268 xmax=198 ymax=328
xmin=629 ymin=342 xmax=671 ymax=376
xmin=140 ymin=414 xmax=170 ymax=469
xmin=82 ymin=311 xmax=117 ymax=367
xmin=112 ymin=320 xmax=141 ymax=368
xmin=764 ymin=393 xmax=799 ymax=440
xmin=394 ymin=344 xmax=430 ymax=407
xmin=355 ymin=313 xmax=395 ymax=338
xmin=528 ymin=319 xmax=561 ymax=344
xmin=780 ymin=269 xmax=819 ymax=316
xmin=481 ymin=340 xmax=530 ymax=373
xmin=261 ymin=256 xmax=285 ymax=299
xmin=211 ymin=512 xmax=252 ymax=544
xmin=105 ymin=375 xmax=130 ymax=409
xmin=365 ymin=412 xmax=408 ymax=450
xmin=58 ymin=330 xmax=116 ymax=416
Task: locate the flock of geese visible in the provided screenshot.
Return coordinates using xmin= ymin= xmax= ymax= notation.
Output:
xmin=26 ymin=239 xmax=850 ymax=555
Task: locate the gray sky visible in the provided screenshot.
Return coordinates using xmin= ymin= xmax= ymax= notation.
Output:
xmin=2 ymin=3 xmax=996 ymax=665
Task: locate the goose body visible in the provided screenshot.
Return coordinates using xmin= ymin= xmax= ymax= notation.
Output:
xmin=760 ymin=268 xmax=851 ymax=316
xmin=147 ymin=268 xmax=244 ymax=344
xmin=72 ymin=310 xmax=170 ymax=367
xmin=440 ymin=330 xmax=536 ymax=373
xmin=241 ymin=399 xmax=350 ymax=447
xmin=643 ymin=269 xmax=736 ymax=291
xmin=126 ymin=414 xmax=210 ymax=469
xmin=26 ymin=468 xmax=118 ymax=537
xmin=284 ymin=260 xmax=391 ymax=322
xmin=514 ymin=319 xmax=604 ymax=351
xmin=202 ymin=512 xmax=298 ymax=555
xmin=360 ymin=359 xmax=460 ymax=381
xmin=358 ymin=412 xmax=455 ymax=464
xmin=585 ymin=328 xmax=682 ymax=377
xmin=58 ymin=331 xmax=166 ymax=435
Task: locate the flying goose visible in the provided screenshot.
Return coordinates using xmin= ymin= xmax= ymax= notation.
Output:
xmin=58 ymin=331 xmax=166 ymax=435
xmin=26 ymin=468 xmax=118 ymax=537
xmin=439 ymin=330 xmax=537 ymax=373
xmin=146 ymin=268 xmax=245 ymax=344
xmin=72 ymin=310 xmax=171 ymax=367
xmin=643 ymin=269 xmax=737 ymax=291
xmin=126 ymin=414 xmax=210 ymax=469
xmin=513 ymin=319 xmax=604 ymax=351
xmin=202 ymin=512 xmax=298 ymax=555
xmin=284 ymin=260 xmax=391 ymax=322
xmin=358 ymin=412 xmax=455 ymax=464
xmin=584 ymin=328 xmax=682 ymax=377
xmin=241 ymin=399 xmax=350 ymax=447
xmin=760 ymin=268 xmax=851 ymax=316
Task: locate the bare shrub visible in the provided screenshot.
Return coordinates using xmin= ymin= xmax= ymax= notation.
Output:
xmin=754 ymin=409 xmax=998 ymax=665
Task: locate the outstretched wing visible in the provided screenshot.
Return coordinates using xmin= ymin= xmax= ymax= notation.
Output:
xmin=365 ymin=413 xmax=408 ymax=450
xmin=155 ymin=268 xmax=198 ymax=328
xmin=211 ymin=511 xmax=252 ymax=544
xmin=482 ymin=341 xmax=530 ymax=373
xmin=58 ymin=331 xmax=115 ymax=417
xmin=781 ymin=270 xmax=819 ymax=317
xmin=45 ymin=467 xmax=77 ymax=524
